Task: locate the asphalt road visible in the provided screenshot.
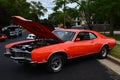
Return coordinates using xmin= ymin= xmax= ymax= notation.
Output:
xmin=0 ymin=31 xmax=120 ymax=80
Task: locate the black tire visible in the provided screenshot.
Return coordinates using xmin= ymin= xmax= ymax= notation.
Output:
xmin=98 ymin=46 xmax=108 ymax=59
xmin=46 ymin=54 xmax=64 ymax=73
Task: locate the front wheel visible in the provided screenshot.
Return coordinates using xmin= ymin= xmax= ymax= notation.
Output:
xmin=46 ymin=54 xmax=64 ymax=72
xmin=98 ymin=46 xmax=108 ymax=59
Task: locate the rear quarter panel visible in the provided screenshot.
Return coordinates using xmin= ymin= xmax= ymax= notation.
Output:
xmin=94 ymin=31 xmax=116 ymax=50
xmin=107 ymin=38 xmax=116 ymax=49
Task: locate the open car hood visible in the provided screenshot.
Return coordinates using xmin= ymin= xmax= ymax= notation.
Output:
xmin=12 ymin=16 xmax=63 ymax=42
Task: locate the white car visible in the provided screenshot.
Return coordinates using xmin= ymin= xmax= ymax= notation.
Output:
xmin=26 ymin=34 xmax=36 ymax=40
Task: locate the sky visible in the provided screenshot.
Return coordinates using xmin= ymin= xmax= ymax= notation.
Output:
xmin=27 ymin=0 xmax=77 ymax=19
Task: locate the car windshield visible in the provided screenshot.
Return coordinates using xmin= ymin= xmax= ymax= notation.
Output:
xmin=53 ymin=30 xmax=75 ymax=41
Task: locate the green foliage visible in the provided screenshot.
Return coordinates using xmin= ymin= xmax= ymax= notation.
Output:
xmin=52 ymin=0 xmax=81 ymax=27
xmin=48 ymin=11 xmax=64 ymax=27
xmin=0 ymin=0 xmax=47 ymax=26
xmin=66 ymin=8 xmax=80 ymax=19
xmin=69 ymin=0 xmax=120 ymax=35
xmin=53 ymin=0 xmax=71 ymax=27
xmin=53 ymin=0 xmax=70 ymax=12
xmin=106 ymin=34 xmax=120 ymax=41
xmin=0 ymin=1 xmax=10 ymax=26
xmin=30 ymin=1 xmax=47 ymax=21
xmin=0 ymin=0 xmax=31 ymax=26
xmin=110 ymin=44 xmax=120 ymax=59
xmin=91 ymin=0 xmax=120 ymax=35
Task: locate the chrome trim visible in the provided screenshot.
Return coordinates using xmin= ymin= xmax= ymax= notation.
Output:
xmin=11 ymin=48 xmax=31 ymax=54
xmin=67 ymin=52 xmax=97 ymax=60
xmin=10 ymin=56 xmax=47 ymax=64
xmin=11 ymin=56 xmax=31 ymax=61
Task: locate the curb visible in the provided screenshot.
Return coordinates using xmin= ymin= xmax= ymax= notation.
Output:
xmin=107 ymin=55 xmax=120 ymax=66
xmin=116 ymin=41 xmax=120 ymax=45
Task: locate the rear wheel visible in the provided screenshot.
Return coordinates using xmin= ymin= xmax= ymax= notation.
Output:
xmin=98 ymin=46 xmax=108 ymax=59
xmin=47 ymin=54 xmax=64 ymax=72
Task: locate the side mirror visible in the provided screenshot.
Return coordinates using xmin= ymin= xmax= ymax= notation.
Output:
xmin=75 ymin=38 xmax=80 ymax=41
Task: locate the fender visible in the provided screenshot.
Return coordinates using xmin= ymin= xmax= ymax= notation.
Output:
xmin=47 ymin=50 xmax=68 ymax=61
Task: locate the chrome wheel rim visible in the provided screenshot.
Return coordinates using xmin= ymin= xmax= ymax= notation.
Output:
xmin=51 ymin=57 xmax=62 ymax=71
xmin=101 ymin=47 xmax=107 ymax=57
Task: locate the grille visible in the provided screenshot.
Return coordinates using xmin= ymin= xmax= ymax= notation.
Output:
xmin=10 ymin=48 xmax=31 ymax=58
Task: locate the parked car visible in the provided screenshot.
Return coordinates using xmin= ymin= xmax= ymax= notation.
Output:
xmin=71 ymin=25 xmax=91 ymax=30
xmin=26 ymin=34 xmax=36 ymax=40
xmin=2 ymin=25 xmax=22 ymax=37
xmin=4 ymin=16 xmax=116 ymax=72
xmin=0 ymin=34 xmax=7 ymax=41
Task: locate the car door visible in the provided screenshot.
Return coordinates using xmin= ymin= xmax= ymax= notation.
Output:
xmin=68 ymin=32 xmax=97 ymax=58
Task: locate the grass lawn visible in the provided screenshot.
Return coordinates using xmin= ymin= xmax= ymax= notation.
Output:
xmin=109 ymin=35 xmax=120 ymax=41
xmin=100 ymin=34 xmax=120 ymax=59
xmin=103 ymin=34 xmax=120 ymax=41
xmin=109 ymin=44 xmax=120 ymax=59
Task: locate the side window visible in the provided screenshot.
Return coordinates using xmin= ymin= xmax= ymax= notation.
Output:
xmin=77 ymin=32 xmax=90 ymax=41
xmin=89 ymin=32 xmax=97 ymax=39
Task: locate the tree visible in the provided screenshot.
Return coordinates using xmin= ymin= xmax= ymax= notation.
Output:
xmin=69 ymin=0 xmax=95 ymax=27
xmin=48 ymin=11 xmax=64 ymax=27
xmin=92 ymin=0 xmax=120 ymax=35
xmin=65 ymin=7 xmax=80 ymax=27
xmin=70 ymin=0 xmax=120 ymax=35
xmin=53 ymin=0 xmax=70 ymax=27
xmin=0 ymin=0 xmax=31 ymax=26
xmin=0 ymin=0 xmax=47 ymax=26
xmin=0 ymin=1 xmax=10 ymax=26
xmin=30 ymin=1 xmax=47 ymax=21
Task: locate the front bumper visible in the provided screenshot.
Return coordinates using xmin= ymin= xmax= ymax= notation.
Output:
xmin=5 ymin=53 xmax=32 ymax=63
xmin=4 ymin=48 xmax=33 ymax=63
xmin=11 ymin=56 xmax=32 ymax=63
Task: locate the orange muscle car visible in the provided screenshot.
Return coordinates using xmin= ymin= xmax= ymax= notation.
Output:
xmin=4 ymin=16 xmax=116 ymax=72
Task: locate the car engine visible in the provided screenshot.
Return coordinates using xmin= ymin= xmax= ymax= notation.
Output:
xmin=5 ymin=39 xmax=59 ymax=63
xmin=11 ymin=39 xmax=59 ymax=52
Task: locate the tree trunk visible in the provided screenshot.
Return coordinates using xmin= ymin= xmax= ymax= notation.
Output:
xmin=109 ymin=21 xmax=114 ymax=36
xmin=63 ymin=1 xmax=66 ymax=28
xmin=109 ymin=9 xmax=115 ymax=36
